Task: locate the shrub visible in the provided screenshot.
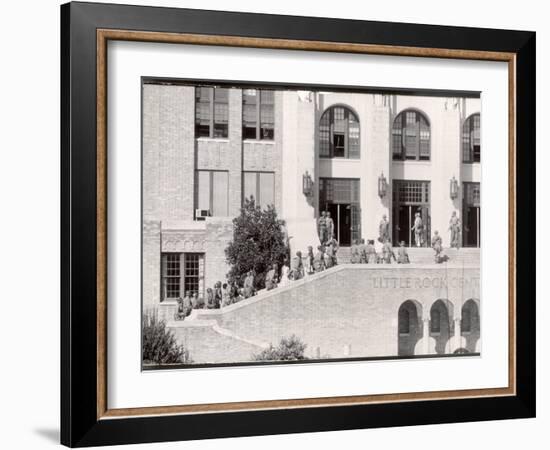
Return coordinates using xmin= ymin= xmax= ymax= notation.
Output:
xmin=142 ymin=310 xmax=192 ymax=365
xmin=252 ymin=335 xmax=308 ymax=361
xmin=225 ymin=196 xmax=289 ymax=290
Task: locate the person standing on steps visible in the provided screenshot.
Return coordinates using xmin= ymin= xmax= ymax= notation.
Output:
xmin=432 ymin=230 xmax=444 ymax=263
xmin=378 ymin=214 xmax=390 ymax=243
xmin=326 ymin=211 xmax=335 ymax=243
xmin=449 ymin=211 xmax=461 ymax=249
xmin=318 ymin=211 xmax=328 ymax=245
xmin=397 ymin=240 xmax=410 ymax=264
xmin=411 ymin=211 xmax=424 ymax=247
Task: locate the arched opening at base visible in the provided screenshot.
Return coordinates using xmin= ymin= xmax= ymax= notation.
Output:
xmin=398 ymin=300 xmax=422 ymax=356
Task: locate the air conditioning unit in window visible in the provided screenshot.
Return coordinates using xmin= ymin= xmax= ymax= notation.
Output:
xmin=195 ymin=209 xmax=210 ymax=221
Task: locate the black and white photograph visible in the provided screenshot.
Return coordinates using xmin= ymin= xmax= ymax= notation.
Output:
xmin=141 ymin=81 xmax=481 ymax=368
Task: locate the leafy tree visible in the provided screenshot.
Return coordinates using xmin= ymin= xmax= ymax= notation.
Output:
xmin=225 ymin=196 xmax=288 ymax=290
xmin=142 ymin=310 xmax=192 ymax=365
xmin=252 ymin=335 xmax=308 ymax=361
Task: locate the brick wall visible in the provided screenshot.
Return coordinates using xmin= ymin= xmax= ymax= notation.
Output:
xmin=143 ymin=84 xmax=195 ymax=223
xmin=143 ymin=220 xmax=161 ymax=308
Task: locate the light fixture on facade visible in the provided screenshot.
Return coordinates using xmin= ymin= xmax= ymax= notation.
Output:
xmin=378 ymin=172 xmax=388 ymax=198
xmin=302 ymin=171 xmax=313 ymax=197
xmin=450 ymin=176 xmax=459 ymax=199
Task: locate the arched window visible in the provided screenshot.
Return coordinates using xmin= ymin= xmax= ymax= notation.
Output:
xmin=392 ymin=110 xmax=430 ymax=161
xmin=319 ymin=106 xmax=360 ymax=159
xmin=462 ymin=113 xmax=480 ymax=163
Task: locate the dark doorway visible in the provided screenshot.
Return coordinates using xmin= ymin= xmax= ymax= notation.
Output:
xmin=325 ymin=203 xmax=352 ymax=246
xmin=319 ymin=178 xmax=360 ymax=247
xmin=392 ymin=180 xmax=431 ymax=247
xmin=463 ymin=182 xmax=480 ymax=247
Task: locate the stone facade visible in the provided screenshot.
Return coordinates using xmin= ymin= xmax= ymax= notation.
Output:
xmin=141 ymin=82 xmax=481 ymax=353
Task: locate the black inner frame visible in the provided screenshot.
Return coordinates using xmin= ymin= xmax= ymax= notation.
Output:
xmin=61 ymin=2 xmax=536 ymax=447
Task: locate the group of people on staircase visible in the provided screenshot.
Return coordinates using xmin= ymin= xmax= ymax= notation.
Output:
xmin=174 ymin=210 xmax=465 ymax=320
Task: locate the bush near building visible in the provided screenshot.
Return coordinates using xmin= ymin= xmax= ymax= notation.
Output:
xmin=225 ymin=196 xmax=289 ymax=290
xmin=142 ymin=310 xmax=192 ymax=365
xmin=252 ymin=335 xmax=308 ymax=361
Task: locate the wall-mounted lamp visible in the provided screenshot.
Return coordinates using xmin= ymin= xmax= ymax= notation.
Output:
xmin=378 ymin=172 xmax=388 ymax=198
xmin=302 ymin=171 xmax=314 ymax=197
xmin=449 ymin=176 xmax=459 ymax=200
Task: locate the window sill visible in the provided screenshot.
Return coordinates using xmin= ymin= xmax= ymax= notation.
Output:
xmin=196 ymin=137 xmax=230 ymax=143
xmin=243 ymin=139 xmax=275 ymax=144
xmin=392 ymin=159 xmax=431 ymax=164
xmin=462 ymin=161 xmax=481 ymax=165
xmin=319 ymin=157 xmax=361 ymax=162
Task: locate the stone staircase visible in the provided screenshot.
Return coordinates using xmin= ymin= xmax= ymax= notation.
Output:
xmin=336 ymin=246 xmax=479 ymax=266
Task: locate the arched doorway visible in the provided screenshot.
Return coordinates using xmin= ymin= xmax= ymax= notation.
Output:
xmin=430 ymin=299 xmax=453 ymax=354
xmin=398 ymin=300 xmax=422 ymax=356
xmin=461 ymin=299 xmax=480 ymax=352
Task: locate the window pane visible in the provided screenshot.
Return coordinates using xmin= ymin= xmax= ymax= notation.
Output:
xmin=161 ymin=253 xmax=181 ymax=300
xmin=319 ymin=106 xmax=360 ymax=159
xmin=243 ymin=172 xmax=257 ymax=205
xmin=463 ymin=114 xmax=480 ymax=163
xmin=259 ymin=172 xmax=275 ymax=207
xmin=213 ymin=88 xmax=229 ymax=138
xmin=319 ymin=112 xmax=330 ymax=157
xmin=197 ymin=171 xmax=211 ymax=213
xmin=212 ymin=171 xmax=228 ymax=216
xmin=392 ymin=115 xmax=403 ymax=160
xmin=195 ymin=87 xmax=211 ymax=137
xmin=348 ymin=115 xmax=360 ymax=159
xmin=260 ymin=90 xmax=274 ymax=140
xmin=404 ymin=123 xmax=418 ymax=159
xmin=243 ymin=89 xmax=257 ymax=139
xmin=183 ymin=253 xmax=200 ymax=296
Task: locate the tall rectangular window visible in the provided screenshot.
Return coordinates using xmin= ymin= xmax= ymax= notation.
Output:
xmin=243 ymin=172 xmax=275 ymax=208
xmin=196 ymin=170 xmax=229 ymax=217
xmin=242 ymin=89 xmax=274 ymax=140
xmin=195 ymin=87 xmax=229 ymax=138
xmin=161 ymin=253 xmax=204 ymax=301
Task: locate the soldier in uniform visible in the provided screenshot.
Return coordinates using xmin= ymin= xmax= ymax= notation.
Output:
xmin=381 ymin=239 xmax=397 ymax=264
xmin=397 ymin=241 xmax=410 ymax=264
xmin=290 ymin=251 xmax=304 ymax=280
xmin=317 ymin=211 xmax=328 ymax=245
xmin=358 ymin=238 xmax=368 ymax=263
xmin=449 ymin=211 xmax=461 ymax=249
xmin=431 ymin=230 xmax=443 ymax=263
xmin=313 ymin=245 xmax=326 ymax=272
xmin=411 ymin=211 xmax=424 ymax=247
xmin=221 ymin=283 xmax=232 ymax=307
xmin=243 ymin=271 xmax=255 ymax=298
xmin=350 ymin=239 xmax=361 ymax=264
xmin=365 ymin=239 xmax=378 ymax=264
xmin=305 ymin=246 xmax=314 ymax=275
xmin=379 ymin=214 xmax=390 ymax=243
xmin=265 ymin=264 xmax=279 ymax=291
xmin=325 ymin=237 xmax=339 ymax=267
xmin=205 ymin=288 xmax=217 ymax=309
xmin=175 ymin=293 xmax=193 ymax=320
xmin=326 ymin=211 xmax=335 ymax=242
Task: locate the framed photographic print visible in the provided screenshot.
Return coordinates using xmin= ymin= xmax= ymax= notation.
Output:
xmin=60 ymin=1 xmax=536 ymax=447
